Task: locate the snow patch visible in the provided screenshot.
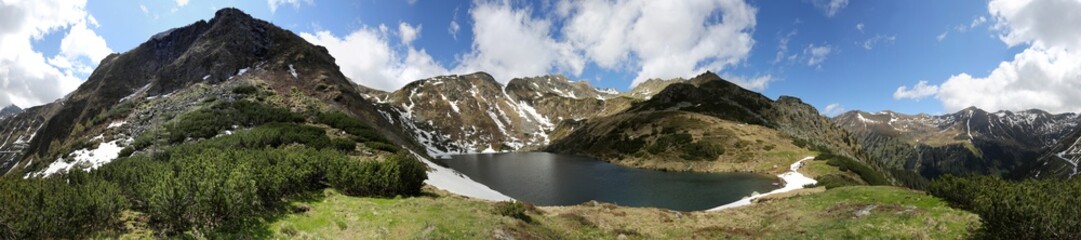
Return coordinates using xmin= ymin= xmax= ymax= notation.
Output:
xmin=411 ymin=151 xmax=512 ymax=201
xmin=107 ymin=121 xmax=126 ymax=129
xmin=709 ymin=156 xmax=818 ymax=211
xmin=31 ymin=138 xmax=129 ymax=178
xmin=857 ymin=113 xmax=879 ymax=124
xmin=288 ymin=64 xmax=298 ymax=79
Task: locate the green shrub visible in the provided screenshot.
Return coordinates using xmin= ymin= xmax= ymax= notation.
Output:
xmin=326 ymin=153 xmax=426 ymax=197
xmin=930 ymin=175 xmax=1081 ymax=239
xmin=316 ymin=111 xmax=388 ymax=144
xmin=818 ymin=152 xmax=890 ymax=185
xmin=806 ymin=174 xmax=860 ymax=189
xmin=232 ymin=85 xmax=258 ymax=95
xmin=680 ymin=141 xmax=725 ymax=161
xmin=364 ymin=142 xmax=399 ymax=152
xmin=163 ymin=100 xmax=302 ymax=144
xmin=0 ymin=173 xmax=128 ymax=239
xmin=492 ymin=201 xmax=535 ymax=222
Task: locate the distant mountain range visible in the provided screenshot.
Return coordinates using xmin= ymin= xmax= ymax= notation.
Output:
xmin=834 ymin=108 xmax=1080 ymax=179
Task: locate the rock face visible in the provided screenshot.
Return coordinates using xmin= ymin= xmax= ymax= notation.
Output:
xmin=377 ymin=73 xmax=642 ymax=156
xmin=1035 ymin=127 xmax=1081 ymax=179
xmin=834 ymin=108 xmax=1080 ymax=179
xmin=0 ymin=105 xmax=21 ymax=120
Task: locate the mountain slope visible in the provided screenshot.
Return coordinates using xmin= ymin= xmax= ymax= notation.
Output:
xmin=547 ymin=72 xmax=868 ymax=175
xmin=1 ymin=8 xmax=419 ymax=175
xmin=1033 ymin=127 xmax=1081 ymax=178
xmin=834 ymin=108 xmax=1080 ymax=179
xmin=376 ymin=73 xmax=644 ymax=156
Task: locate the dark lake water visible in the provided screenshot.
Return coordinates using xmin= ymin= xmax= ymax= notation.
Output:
xmin=436 ymin=152 xmax=781 ymax=211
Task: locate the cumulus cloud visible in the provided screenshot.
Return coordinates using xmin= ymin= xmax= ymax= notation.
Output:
xmin=309 ymin=0 xmax=761 ymax=91
xmin=893 ymin=80 xmax=938 ymax=100
xmin=268 ymin=0 xmax=313 ymax=13
xmin=855 ymin=23 xmax=864 ymax=32
xmin=175 ymin=0 xmax=189 ymax=7
xmin=822 ymin=103 xmax=846 ymax=117
xmin=558 ymin=0 xmax=757 ymax=86
xmin=398 ymin=22 xmax=420 ymax=45
xmin=300 ymin=23 xmax=448 ymax=91
xmin=453 ymin=1 xmax=584 ymax=83
xmin=936 ymin=31 xmax=948 ymax=42
xmin=0 ymin=0 xmax=111 ymax=108
xmin=925 ymin=0 xmax=1081 ymax=113
xmin=810 ymin=0 xmax=848 ymax=17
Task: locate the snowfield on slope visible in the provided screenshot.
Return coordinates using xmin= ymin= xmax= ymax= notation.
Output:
xmin=708 ymin=156 xmax=818 ymax=211
xmin=30 ymin=138 xmax=130 ymax=178
xmin=411 ymin=151 xmax=513 ymax=201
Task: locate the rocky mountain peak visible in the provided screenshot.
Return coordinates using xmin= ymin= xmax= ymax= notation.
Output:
xmin=0 ymin=105 xmax=22 ymax=119
xmin=506 ymin=74 xmax=613 ymax=101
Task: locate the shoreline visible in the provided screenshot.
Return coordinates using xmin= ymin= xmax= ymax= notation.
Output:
xmin=411 ymin=151 xmax=515 ymax=202
xmin=707 ymin=156 xmax=818 ymax=211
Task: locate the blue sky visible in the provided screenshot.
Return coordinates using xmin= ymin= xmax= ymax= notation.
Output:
xmin=5 ymin=0 xmax=1080 ymax=115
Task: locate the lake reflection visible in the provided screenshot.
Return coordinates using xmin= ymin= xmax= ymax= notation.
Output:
xmin=437 ymin=152 xmax=781 ymax=211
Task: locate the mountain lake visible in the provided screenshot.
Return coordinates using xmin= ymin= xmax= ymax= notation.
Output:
xmin=436 ymin=152 xmax=781 ymax=211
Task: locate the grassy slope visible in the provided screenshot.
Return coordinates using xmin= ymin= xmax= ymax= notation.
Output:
xmin=550 ymin=110 xmax=815 ymax=174
xmin=261 ymin=186 xmax=977 ymax=239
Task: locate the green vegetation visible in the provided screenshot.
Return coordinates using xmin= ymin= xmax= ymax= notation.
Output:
xmin=816 ymin=152 xmax=891 ymax=186
xmin=162 ymin=100 xmax=303 ymax=144
xmin=0 ymin=172 xmax=128 ymax=239
xmin=492 ymin=201 xmax=537 ymax=223
xmin=930 ymin=175 xmax=1081 ymax=239
xmin=0 ymin=100 xmax=426 ymax=239
xmin=540 ymin=186 xmax=977 ymax=239
xmin=88 ymin=100 xmax=137 ymax=127
xmin=316 ymin=111 xmax=400 ymax=152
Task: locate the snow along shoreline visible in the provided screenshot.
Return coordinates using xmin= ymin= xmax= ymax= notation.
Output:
xmin=707 ymin=156 xmax=818 ymax=211
xmin=410 ymin=151 xmax=514 ymax=201
xmin=412 ymin=150 xmax=816 ymax=210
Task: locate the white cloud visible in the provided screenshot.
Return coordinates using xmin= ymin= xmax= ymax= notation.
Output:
xmin=989 ymin=0 xmax=1081 ymax=50
xmin=822 ymin=103 xmax=845 ymax=117
xmin=398 ymin=22 xmax=420 ymax=45
xmin=936 ymin=31 xmax=948 ymax=42
xmin=893 ymin=80 xmax=938 ymax=100
xmin=268 ymin=0 xmax=313 ymax=13
xmin=803 ymin=43 xmax=832 ymax=67
xmin=0 ymin=0 xmax=110 ymax=108
xmin=558 ymin=0 xmax=758 ymax=86
xmin=970 ymin=16 xmax=987 ymax=29
xmin=773 ymin=29 xmax=797 ymax=64
xmin=855 ymin=23 xmax=864 ymax=32
xmin=448 ymin=20 xmax=460 ymax=39
xmin=140 ymin=4 xmax=149 ymax=16
xmin=724 ymin=74 xmax=773 ymax=91
xmin=406 ymin=0 xmax=418 ymax=5
xmin=927 ymin=0 xmax=1081 ymax=113
xmin=453 ymin=1 xmax=583 ymax=83
xmin=301 ymin=23 xmax=448 ymax=91
xmin=175 ymin=0 xmax=189 ymax=7
xmin=861 ymin=34 xmax=895 ymax=50
xmin=810 ymin=0 xmax=849 ymax=17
